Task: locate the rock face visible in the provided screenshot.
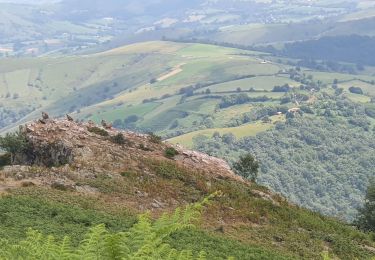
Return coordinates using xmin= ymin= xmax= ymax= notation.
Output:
xmin=11 ymin=119 xmax=243 ymax=182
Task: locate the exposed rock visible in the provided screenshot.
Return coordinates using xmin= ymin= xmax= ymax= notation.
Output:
xmin=101 ymin=120 xmax=112 ymax=129
xmin=151 ymin=199 xmax=166 ymax=209
xmin=42 ymin=112 xmax=49 ymax=120
xmin=9 ymin=119 xmax=242 ymax=182
xmin=0 ymin=118 xmax=247 ymax=203
xmin=51 ymin=180 xmax=75 ymax=191
xmin=175 ymin=146 xmax=243 ymax=182
xmin=75 ymin=185 xmax=99 ymax=194
xmin=1 ymin=165 xmax=32 ymax=178
xmin=66 ymin=114 xmax=74 ymax=122
xmin=251 ymin=190 xmax=280 ymax=206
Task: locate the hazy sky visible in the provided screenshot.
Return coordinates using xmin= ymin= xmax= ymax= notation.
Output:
xmin=0 ymin=0 xmax=58 ymax=4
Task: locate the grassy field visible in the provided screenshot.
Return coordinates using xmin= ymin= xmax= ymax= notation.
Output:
xmin=90 ymin=102 xmax=161 ymax=123
xmin=168 ymin=115 xmax=284 ymax=148
xmin=1 ymin=40 xmax=374 ymax=136
xmin=339 ymin=80 xmax=375 ymax=96
xmin=202 ymin=75 xmax=299 ymax=92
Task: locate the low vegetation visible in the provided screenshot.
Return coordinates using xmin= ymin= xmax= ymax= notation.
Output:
xmin=164 ymin=147 xmax=179 ymax=159
xmin=148 ymin=132 xmax=162 ymax=144
xmin=109 ymin=133 xmax=126 ymax=145
xmin=0 ymin=130 xmax=28 ymax=164
xmin=0 ymin=195 xmax=217 ymax=260
xmin=87 ymin=127 xmax=109 ymax=137
xmin=0 ymin=152 xmax=373 ymax=259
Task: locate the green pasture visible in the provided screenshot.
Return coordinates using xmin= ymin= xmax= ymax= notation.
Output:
xmin=168 ymin=115 xmax=284 ymax=148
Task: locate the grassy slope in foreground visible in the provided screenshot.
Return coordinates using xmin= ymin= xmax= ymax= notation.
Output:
xmin=1 ymin=160 xmax=374 ymax=259
xmin=0 ymin=119 xmax=374 ymax=259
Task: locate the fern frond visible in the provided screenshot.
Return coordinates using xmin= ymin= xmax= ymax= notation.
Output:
xmin=197 ymin=251 xmax=207 ymax=260
xmin=58 ymin=236 xmax=75 ymax=260
xmin=102 ymin=232 xmax=130 ymax=260
xmin=77 ymin=224 xmax=107 ymax=260
xmin=0 ymin=193 xmax=221 ymax=260
xmin=177 ymin=249 xmax=194 ymax=260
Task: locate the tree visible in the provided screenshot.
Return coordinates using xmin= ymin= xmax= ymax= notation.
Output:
xmin=355 ymin=182 xmax=375 ymax=232
xmin=0 ymin=131 xmax=28 ymax=163
xmin=272 ymin=84 xmax=290 ymax=92
xmin=349 ymin=86 xmax=364 ymax=95
xmin=222 ymin=133 xmax=236 ymax=145
xmin=124 ymin=115 xmax=139 ymax=124
xmin=233 ymin=154 xmax=259 ymax=182
xmin=335 ymin=88 xmax=344 ymax=96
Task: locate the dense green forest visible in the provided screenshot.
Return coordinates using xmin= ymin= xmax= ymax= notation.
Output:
xmin=279 ymin=35 xmax=375 ymax=67
xmin=194 ymin=95 xmax=375 ymax=220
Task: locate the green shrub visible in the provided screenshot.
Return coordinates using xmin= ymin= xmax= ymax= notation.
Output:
xmin=165 ymin=147 xmax=179 ymax=159
xmin=0 ymin=131 xmax=28 ymax=164
xmin=109 ymin=133 xmax=126 ymax=144
xmin=148 ymin=132 xmax=162 ymax=144
xmin=87 ymin=127 xmax=109 ymax=136
xmin=151 ymin=160 xmax=186 ymax=180
xmin=0 ymin=153 xmax=11 ymax=167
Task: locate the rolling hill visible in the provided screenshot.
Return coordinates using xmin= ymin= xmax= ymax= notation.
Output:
xmin=1 ymin=40 xmax=375 ymax=221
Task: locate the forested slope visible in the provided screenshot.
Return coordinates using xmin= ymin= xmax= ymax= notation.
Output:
xmin=194 ymin=95 xmax=375 ymax=220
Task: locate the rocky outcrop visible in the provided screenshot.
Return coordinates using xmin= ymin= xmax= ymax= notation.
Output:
xmin=10 ymin=118 xmax=243 ymax=182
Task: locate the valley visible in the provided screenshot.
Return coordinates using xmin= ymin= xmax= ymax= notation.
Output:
xmin=1 ymin=1 xmax=375 ymax=259
xmin=1 ymin=40 xmax=375 ymax=221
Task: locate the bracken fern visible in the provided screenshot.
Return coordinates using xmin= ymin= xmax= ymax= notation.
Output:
xmin=0 ymin=192 xmax=225 ymax=260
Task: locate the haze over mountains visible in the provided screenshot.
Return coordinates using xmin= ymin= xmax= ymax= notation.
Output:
xmin=2 ymin=0 xmax=375 ymax=56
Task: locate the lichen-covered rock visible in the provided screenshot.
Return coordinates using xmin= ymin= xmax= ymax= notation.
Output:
xmin=0 ymin=118 xmax=245 ymax=198
xmin=10 ymin=118 xmax=242 ymax=182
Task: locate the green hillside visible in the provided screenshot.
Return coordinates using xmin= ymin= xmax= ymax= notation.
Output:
xmin=0 ymin=119 xmax=374 ymax=259
xmin=2 ymin=1 xmax=375 ymax=259
xmin=1 ymin=40 xmax=375 ymax=221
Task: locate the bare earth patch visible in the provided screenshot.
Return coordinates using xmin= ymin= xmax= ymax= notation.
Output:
xmin=157 ymin=63 xmax=185 ymax=82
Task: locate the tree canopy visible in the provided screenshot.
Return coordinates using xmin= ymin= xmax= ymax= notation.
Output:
xmin=355 ymin=182 xmax=375 ymax=232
